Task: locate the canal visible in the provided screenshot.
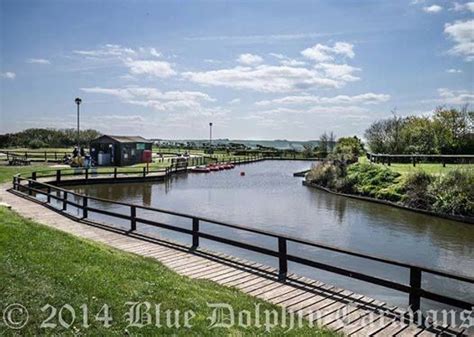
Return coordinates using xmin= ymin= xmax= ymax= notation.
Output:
xmin=68 ymin=160 xmax=474 ymax=311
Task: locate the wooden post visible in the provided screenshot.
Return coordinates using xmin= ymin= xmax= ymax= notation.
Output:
xmin=55 ymin=152 xmax=58 ymax=161
xmin=25 ymin=152 xmax=28 ymax=160
xmin=83 ymin=196 xmax=88 ymax=218
xmin=47 ymin=186 xmax=51 ymax=203
xmin=114 ymin=167 xmax=118 ymax=179
xmin=143 ymin=167 xmax=146 ymax=178
xmin=192 ymin=218 xmax=199 ymax=249
xmin=45 ymin=151 xmax=47 ymax=162
xmin=409 ymin=267 xmax=422 ymax=317
xmin=130 ymin=206 xmax=136 ymax=231
xmin=56 ymin=170 xmax=61 ymax=182
xmin=85 ymin=168 xmax=89 ymax=180
xmin=412 ymin=156 xmax=416 ymax=167
xmin=278 ymin=237 xmax=288 ymax=280
xmin=32 ymin=172 xmax=37 ymax=181
xmin=62 ymin=192 xmax=67 ymax=210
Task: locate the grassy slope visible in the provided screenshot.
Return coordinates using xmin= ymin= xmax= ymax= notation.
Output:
xmin=0 ymin=207 xmax=334 ymax=336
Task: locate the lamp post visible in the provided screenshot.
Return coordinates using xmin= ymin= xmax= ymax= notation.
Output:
xmin=209 ymin=122 xmax=213 ymax=150
xmin=75 ymin=97 xmax=82 ymax=150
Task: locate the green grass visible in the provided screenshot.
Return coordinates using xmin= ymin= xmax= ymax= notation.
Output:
xmin=358 ymin=157 xmax=474 ymax=176
xmin=0 ymin=207 xmax=335 ymax=336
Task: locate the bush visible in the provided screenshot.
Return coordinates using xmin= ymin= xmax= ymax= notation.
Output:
xmin=306 ymin=161 xmax=344 ymax=189
xmin=346 ymin=163 xmax=402 ymax=200
xmin=430 ymin=170 xmax=474 ymax=217
xmin=401 ymin=171 xmax=435 ymax=210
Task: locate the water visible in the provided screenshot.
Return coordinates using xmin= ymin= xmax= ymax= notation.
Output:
xmin=67 ymin=160 xmax=474 ymax=311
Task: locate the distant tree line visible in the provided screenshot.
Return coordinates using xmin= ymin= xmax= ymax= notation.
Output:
xmin=364 ymin=106 xmax=474 ymax=154
xmin=0 ymin=128 xmax=101 ymax=148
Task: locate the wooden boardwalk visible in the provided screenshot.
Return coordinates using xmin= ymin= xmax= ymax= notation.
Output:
xmin=0 ymin=185 xmax=465 ymax=336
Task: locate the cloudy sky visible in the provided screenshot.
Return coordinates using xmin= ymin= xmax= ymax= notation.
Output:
xmin=1 ymin=0 xmax=473 ymax=140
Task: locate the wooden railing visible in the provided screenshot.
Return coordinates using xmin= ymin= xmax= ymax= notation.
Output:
xmin=0 ymin=150 xmax=70 ymax=162
xmin=368 ymin=153 xmax=474 ymax=167
xmin=11 ymin=176 xmax=474 ymax=314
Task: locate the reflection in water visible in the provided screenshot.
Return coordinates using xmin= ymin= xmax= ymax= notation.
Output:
xmin=68 ymin=160 xmax=474 ymax=309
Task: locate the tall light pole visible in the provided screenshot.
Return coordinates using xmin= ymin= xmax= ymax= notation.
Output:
xmin=75 ymin=97 xmax=82 ymax=149
xmin=209 ymin=122 xmax=213 ymax=149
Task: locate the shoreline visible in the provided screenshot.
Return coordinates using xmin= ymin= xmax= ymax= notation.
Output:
xmin=302 ymin=180 xmax=474 ymax=225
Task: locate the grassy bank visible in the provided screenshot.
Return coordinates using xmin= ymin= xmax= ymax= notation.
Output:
xmin=0 ymin=207 xmax=334 ymax=336
xmin=306 ymin=160 xmax=473 ymax=218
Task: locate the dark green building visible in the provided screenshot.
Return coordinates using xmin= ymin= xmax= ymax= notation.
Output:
xmin=90 ymin=135 xmax=152 ymax=166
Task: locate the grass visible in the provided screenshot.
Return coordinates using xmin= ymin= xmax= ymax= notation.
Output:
xmin=358 ymin=157 xmax=473 ymax=176
xmin=0 ymin=207 xmax=335 ymax=336
xmin=0 ymin=164 xmax=57 ymax=184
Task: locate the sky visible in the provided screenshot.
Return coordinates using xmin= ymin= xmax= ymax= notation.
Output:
xmin=0 ymin=0 xmax=473 ymax=140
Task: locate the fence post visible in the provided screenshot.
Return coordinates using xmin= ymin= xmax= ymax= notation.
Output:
xmin=55 ymin=152 xmax=58 ymax=161
xmin=62 ymin=192 xmax=67 ymax=210
xmin=32 ymin=171 xmax=37 ymax=181
xmin=278 ymin=237 xmax=288 ymax=281
xmin=143 ymin=167 xmax=146 ymax=178
xmin=409 ymin=267 xmax=422 ymax=317
xmin=114 ymin=167 xmax=118 ymax=179
xmin=56 ymin=170 xmax=61 ymax=182
xmin=47 ymin=186 xmax=51 ymax=203
xmin=45 ymin=151 xmax=47 ymax=162
xmin=83 ymin=196 xmax=88 ymax=218
xmin=85 ymin=168 xmax=89 ymax=180
xmin=192 ymin=218 xmax=199 ymax=249
xmin=130 ymin=206 xmax=136 ymax=231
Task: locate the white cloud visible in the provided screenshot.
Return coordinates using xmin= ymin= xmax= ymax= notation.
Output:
xmin=280 ymin=59 xmax=306 ymax=67
xmin=182 ymin=65 xmax=342 ymax=92
xmin=26 ymin=58 xmax=50 ymax=65
xmin=446 ymin=68 xmax=463 ymax=73
xmin=301 ymin=42 xmax=354 ymax=62
xmin=73 ymin=44 xmax=136 ymax=57
xmin=444 ymin=20 xmax=474 ymax=61
xmin=72 ymin=44 xmax=175 ymax=77
xmin=1 ymin=72 xmax=16 ymax=79
xmin=423 ymin=4 xmax=443 ymax=13
xmin=229 ymin=98 xmax=241 ymax=104
xmin=437 ymin=88 xmax=474 ymax=104
xmin=237 ymin=53 xmax=263 ymax=66
xmin=125 ymin=59 xmax=176 ymax=78
xmin=315 ymin=63 xmax=361 ymax=82
xmin=80 ymin=87 xmax=215 ymax=111
xmin=452 ymin=2 xmax=474 ymax=12
xmin=149 ymin=48 xmax=162 ymax=58
xmin=256 ymin=92 xmax=390 ymax=106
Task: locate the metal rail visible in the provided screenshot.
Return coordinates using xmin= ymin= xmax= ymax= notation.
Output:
xmin=12 ymin=175 xmax=474 ymax=313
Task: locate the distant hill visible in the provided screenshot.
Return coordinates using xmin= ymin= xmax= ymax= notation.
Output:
xmin=150 ymin=139 xmax=320 ymax=150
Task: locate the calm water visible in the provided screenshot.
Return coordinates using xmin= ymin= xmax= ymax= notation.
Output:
xmin=67 ymin=160 xmax=474 ymax=310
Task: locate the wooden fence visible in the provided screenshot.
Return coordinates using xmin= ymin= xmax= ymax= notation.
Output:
xmin=368 ymin=153 xmax=474 ymax=167
xmin=11 ymin=176 xmax=474 ymax=315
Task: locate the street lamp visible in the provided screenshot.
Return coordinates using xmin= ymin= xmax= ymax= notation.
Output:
xmin=75 ymin=97 xmax=82 ymax=149
xmin=209 ymin=122 xmax=213 ymax=149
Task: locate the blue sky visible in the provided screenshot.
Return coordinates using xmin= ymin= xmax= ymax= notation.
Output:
xmin=1 ymin=0 xmax=473 ymax=140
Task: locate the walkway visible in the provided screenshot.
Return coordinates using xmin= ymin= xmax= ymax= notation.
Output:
xmin=0 ymin=185 xmax=465 ymax=336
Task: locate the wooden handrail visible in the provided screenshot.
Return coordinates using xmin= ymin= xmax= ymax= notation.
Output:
xmin=12 ymin=176 xmax=474 ymax=312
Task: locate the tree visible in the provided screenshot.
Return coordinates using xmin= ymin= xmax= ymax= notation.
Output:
xmin=333 ymin=136 xmax=365 ymax=160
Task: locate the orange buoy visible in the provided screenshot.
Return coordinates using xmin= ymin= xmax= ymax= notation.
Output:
xmin=240 ymin=171 xmax=245 ymax=176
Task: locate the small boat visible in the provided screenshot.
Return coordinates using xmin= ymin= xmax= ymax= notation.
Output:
xmin=207 ymin=165 xmax=220 ymax=171
xmin=191 ymin=166 xmax=210 ymax=173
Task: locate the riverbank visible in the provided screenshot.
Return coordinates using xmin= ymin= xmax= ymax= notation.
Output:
xmin=305 ymin=161 xmax=474 ymax=223
xmin=0 ymin=205 xmax=333 ymax=336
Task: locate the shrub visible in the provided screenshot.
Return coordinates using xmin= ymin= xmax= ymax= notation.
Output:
xmin=402 ymin=171 xmax=435 ymax=210
xmin=430 ymin=170 xmax=474 ymax=217
xmin=306 ymin=160 xmax=346 ymax=190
